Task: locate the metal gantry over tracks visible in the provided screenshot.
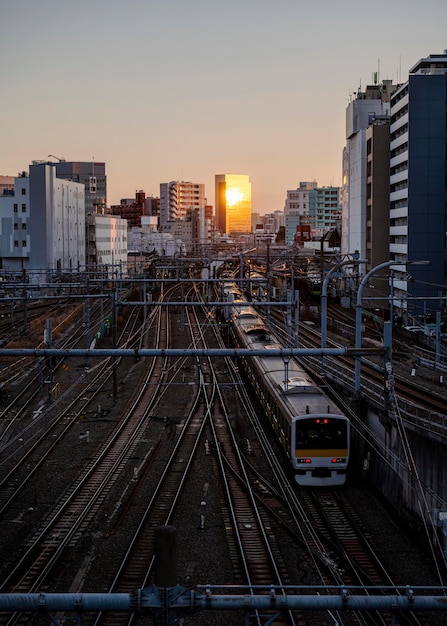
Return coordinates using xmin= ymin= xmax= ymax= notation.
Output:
xmin=1 ymin=527 xmax=447 ymax=626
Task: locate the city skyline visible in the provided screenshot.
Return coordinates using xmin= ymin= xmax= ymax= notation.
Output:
xmin=1 ymin=0 xmax=446 ymax=214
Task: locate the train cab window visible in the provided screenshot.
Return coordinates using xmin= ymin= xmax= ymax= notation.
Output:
xmin=296 ymin=417 xmax=347 ymax=449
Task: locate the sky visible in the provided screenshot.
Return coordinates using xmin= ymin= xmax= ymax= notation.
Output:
xmin=1 ymin=0 xmax=446 ymax=214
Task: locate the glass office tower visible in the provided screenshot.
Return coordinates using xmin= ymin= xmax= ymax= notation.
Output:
xmin=215 ymin=174 xmax=252 ymax=235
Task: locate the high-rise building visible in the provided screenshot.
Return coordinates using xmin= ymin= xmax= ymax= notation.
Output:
xmin=215 ymin=174 xmax=252 ymax=235
xmin=284 ymin=182 xmax=341 ymax=245
xmin=308 ymin=186 xmax=341 ymax=235
xmin=365 ymin=117 xmax=391 ymax=274
xmin=341 ymin=81 xmax=397 ymax=266
xmin=159 ymin=181 xmax=206 ymax=224
xmin=389 ymin=50 xmax=447 ymax=317
xmin=284 ymin=182 xmax=316 ymax=244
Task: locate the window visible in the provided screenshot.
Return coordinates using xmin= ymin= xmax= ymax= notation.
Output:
xmin=22 ymin=223 xmax=26 ymax=230
xmin=14 ymin=223 xmax=18 ymax=230
xmin=22 ymin=204 xmax=26 ymax=212
xmin=13 ymin=204 xmax=18 ymax=212
xmin=22 ymin=241 xmax=26 ymax=247
xmin=21 ymin=188 xmax=26 ymax=195
xmin=14 ymin=240 xmax=19 ymax=247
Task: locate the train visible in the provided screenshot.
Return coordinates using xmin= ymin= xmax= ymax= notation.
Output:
xmin=221 ymin=283 xmax=350 ymax=487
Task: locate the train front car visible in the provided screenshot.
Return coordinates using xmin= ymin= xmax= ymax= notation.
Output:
xmin=291 ymin=413 xmax=349 ymax=487
xmin=229 ymin=295 xmax=350 ymax=488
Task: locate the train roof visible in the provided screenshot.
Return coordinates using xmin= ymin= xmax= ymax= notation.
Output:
xmin=233 ymin=306 xmax=259 ymax=319
xmin=231 ymin=306 xmax=345 ymax=417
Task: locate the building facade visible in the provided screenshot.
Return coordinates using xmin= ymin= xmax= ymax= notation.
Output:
xmin=215 ymin=174 xmax=252 ymax=235
xmin=308 ymin=186 xmax=341 ymax=235
xmin=88 ymin=213 xmax=128 ymax=276
xmin=0 ymin=171 xmax=31 ymax=272
xmin=284 ymin=181 xmax=316 ymax=245
xmin=341 ymin=81 xmax=397 ymax=265
xmin=365 ymin=118 xmax=391 ymax=275
xmin=54 ymin=160 xmax=107 ymax=214
xmin=159 ymin=181 xmax=206 ymax=225
xmin=159 ymin=206 xmax=212 ymax=255
xmin=0 ymin=162 xmax=85 ymax=278
xmin=110 ymin=190 xmax=147 ymax=228
xmin=389 ymin=51 xmax=447 ymax=317
xmin=0 ymin=176 xmax=14 ymax=197
xmin=284 ymin=182 xmax=340 ymax=245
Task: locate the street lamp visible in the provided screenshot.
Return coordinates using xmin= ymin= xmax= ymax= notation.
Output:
xmin=354 ymin=260 xmax=430 ymax=394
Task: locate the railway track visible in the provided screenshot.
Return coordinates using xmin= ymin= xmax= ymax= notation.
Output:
xmin=0 ymin=304 xmax=146 ymax=516
xmin=209 ymin=290 xmax=437 ymax=624
xmin=0 ymin=282 xmax=443 ymax=626
xmin=0 ymin=286 xmax=193 ymax=625
xmin=90 ymin=285 xmax=215 ymax=626
xmin=268 ymin=307 xmax=447 ymax=421
xmin=0 ymin=298 xmax=112 ymax=439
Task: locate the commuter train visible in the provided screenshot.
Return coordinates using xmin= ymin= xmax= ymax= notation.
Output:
xmin=224 ymin=287 xmax=350 ymax=487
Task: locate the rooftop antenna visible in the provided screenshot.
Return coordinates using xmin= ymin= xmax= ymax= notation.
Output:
xmin=48 ymin=154 xmax=66 ymax=162
xmin=90 ymin=157 xmax=96 ymax=194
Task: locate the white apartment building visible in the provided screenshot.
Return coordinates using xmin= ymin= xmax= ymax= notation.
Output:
xmin=0 ymin=162 xmax=85 ymax=278
xmin=341 ymin=82 xmax=395 ymax=266
xmin=159 ymin=181 xmax=206 ymax=224
xmin=91 ymin=214 xmax=128 ymax=276
xmin=284 ymin=181 xmax=317 ymax=245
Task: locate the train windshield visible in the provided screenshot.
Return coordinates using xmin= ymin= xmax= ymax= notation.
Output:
xmin=295 ymin=417 xmax=348 ymax=449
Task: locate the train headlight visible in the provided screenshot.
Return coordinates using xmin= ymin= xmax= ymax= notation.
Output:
xmin=331 ymin=458 xmax=346 ymax=463
xmin=297 ymin=458 xmax=312 ymax=463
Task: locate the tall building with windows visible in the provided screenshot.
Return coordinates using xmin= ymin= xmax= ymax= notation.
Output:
xmin=0 ymin=162 xmax=85 ymax=276
xmin=308 ymin=186 xmax=341 ymax=235
xmin=389 ymin=50 xmax=447 ymax=317
xmin=365 ymin=117 xmax=391 ymax=274
xmin=284 ymin=181 xmax=316 ymax=244
xmin=110 ymin=190 xmax=147 ymax=228
xmin=284 ymin=182 xmax=340 ymax=245
xmin=53 ymin=160 xmax=107 ymax=214
xmin=341 ymin=81 xmax=397 ymax=266
xmin=215 ymin=174 xmax=252 ymax=235
xmin=159 ymin=181 xmax=206 ymax=225
xmin=49 ymin=159 xmax=127 ymax=273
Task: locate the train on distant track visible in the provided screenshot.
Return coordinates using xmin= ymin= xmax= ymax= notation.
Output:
xmin=221 ymin=282 xmax=350 ymax=487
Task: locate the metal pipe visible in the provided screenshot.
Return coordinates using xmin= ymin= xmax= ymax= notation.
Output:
xmin=1 ymin=587 xmax=447 ymax=614
xmin=0 ymin=347 xmax=384 ymax=359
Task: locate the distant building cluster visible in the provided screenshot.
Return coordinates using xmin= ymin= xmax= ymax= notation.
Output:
xmin=0 ymin=49 xmax=446 ymax=317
